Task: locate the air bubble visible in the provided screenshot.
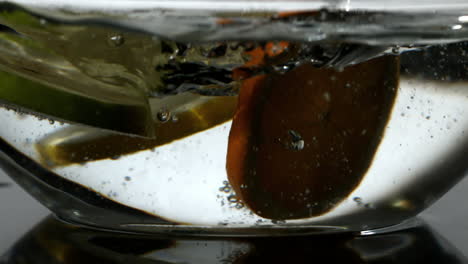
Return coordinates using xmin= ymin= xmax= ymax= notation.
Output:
xmin=228 ymin=195 xmax=238 ymax=203
xmin=255 ymin=219 xmax=265 ymax=224
xmin=273 ymin=65 xmax=290 ymax=73
xmin=219 ymin=180 xmax=232 ymax=193
xmin=287 ymin=130 xmax=304 ymax=151
xmin=235 ymin=202 xmax=245 ymax=209
xmin=157 ymin=108 xmax=171 ymax=122
xmin=107 ymin=34 xmax=125 ymax=47
xmin=272 ymin=219 xmax=286 ymax=224
xmin=219 ymin=186 xmax=231 ymax=193
xmin=48 ymin=120 xmax=55 ymax=125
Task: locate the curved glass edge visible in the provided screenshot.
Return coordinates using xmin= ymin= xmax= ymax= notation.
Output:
xmin=1 ymin=0 xmax=468 ymax=13
xmin=2 ymin=215 xmax=467 ymax=264
xmin=1 ymin=1 xmax=468 ymax=46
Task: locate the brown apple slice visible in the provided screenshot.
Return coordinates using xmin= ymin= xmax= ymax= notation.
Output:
xmin=227 ymin=55 xmax=399 ymax=220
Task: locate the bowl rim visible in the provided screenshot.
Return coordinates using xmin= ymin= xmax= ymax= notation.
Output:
xmin=2 ymin=0 xmax=468 ymax=12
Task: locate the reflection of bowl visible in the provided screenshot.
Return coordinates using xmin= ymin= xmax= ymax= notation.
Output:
xmin=0 ymin=2 xmax=468 ymax=235
xmin=2 ymin=216 xmax=467 ymax=264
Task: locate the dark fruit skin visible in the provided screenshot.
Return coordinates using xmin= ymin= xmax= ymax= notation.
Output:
xmin=227 ymin=56 xmax=399 ymax=220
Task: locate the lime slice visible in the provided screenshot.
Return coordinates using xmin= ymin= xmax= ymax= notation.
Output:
xmin=0 ymin=8 xmax=159 ymax=136
xmin=0 ymin=70 xmax=155 ymax=137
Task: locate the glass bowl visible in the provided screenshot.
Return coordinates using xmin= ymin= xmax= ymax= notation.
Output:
xmin=0 ymin=0 xmax=467 ymax=236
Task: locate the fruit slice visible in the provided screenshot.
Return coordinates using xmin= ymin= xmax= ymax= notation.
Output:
xmin=36 ymin=94 xmax=237 ymax=167
xmin=0 ymin=10 xmax=156 ymax=137
xmin=0 ymin=70 xmax=153 ymax=136
xmin=0 ymin=8 xmax=244 ymax=137
xmin=227 ymin=56 xmax=399 ymax=220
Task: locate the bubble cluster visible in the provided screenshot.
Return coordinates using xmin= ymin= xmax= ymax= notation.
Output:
xmin=218 ymin=180 xmax=245 ymax=209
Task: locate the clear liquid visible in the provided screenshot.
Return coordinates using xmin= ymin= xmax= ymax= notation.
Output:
xmin=0 ymin=4 xmax=467 ymax=234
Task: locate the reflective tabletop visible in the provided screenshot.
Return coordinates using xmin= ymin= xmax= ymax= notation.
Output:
xmin=1 ymin=170 xmax=468 ymax=263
